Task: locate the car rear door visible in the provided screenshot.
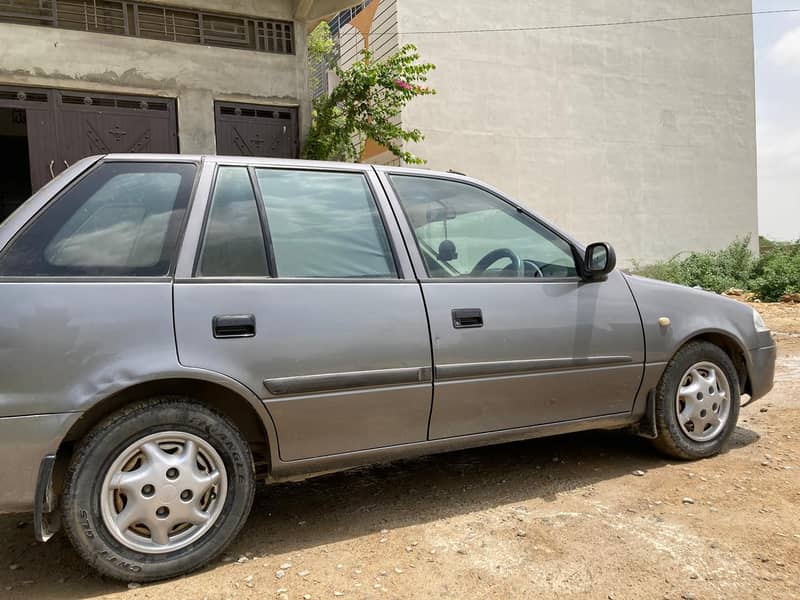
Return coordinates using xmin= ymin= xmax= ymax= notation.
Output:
xmin=378 ymin=169 xmax=645 ymax=439
xmin=173 ymin=159 xmax=433 ymax=461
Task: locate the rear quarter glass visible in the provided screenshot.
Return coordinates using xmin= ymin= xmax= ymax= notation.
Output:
xmin=0 ymin=162 xmax=196 ymax=277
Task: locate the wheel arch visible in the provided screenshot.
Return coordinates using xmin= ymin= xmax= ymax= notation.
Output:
xmin=50 ymin=376 xmax=278 ymax=505
xmin=676 ymin=329 xmax=750 ymax=395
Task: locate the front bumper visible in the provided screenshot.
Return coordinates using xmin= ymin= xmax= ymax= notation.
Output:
xmin=746 ymin=344 xmax=777 ymax=404
xmin=0 ymin=412 xmax=80 ymax=514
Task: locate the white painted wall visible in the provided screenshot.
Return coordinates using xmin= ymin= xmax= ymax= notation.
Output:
xmin=396 ymin=0 xmax=758 ymax=265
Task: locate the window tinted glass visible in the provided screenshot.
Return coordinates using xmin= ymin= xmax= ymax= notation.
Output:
xmin=198 ymin=167 xmax=269 ymax=277
xmin=390 ymin=175 xmax=577 ymax=279
xmin=0 ymin=162 xmax=195 ymax=276
xmin=255 ymin=169 xmax=397 ymax=279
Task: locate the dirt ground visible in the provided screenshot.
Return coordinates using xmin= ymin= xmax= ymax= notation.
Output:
xmin=1 ymin=304 xmax=798 ymax=600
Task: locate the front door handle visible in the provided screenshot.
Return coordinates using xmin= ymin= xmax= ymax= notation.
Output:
xmin=452 ymin=308 xmax=483 ymax=329
xmin=213 ymin=314 xmax=256 ymax=338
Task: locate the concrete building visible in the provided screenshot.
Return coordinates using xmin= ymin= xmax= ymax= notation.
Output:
xmin=0 ymin=0 xmax=357 ymax=219
xmin=327 ymin=0 xmax=759 ymax=265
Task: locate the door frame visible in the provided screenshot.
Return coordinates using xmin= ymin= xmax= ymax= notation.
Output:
xmin=372 ymin=165 xmax=646 ymax=438
xmin=174 ymin=157 xmax=417 ymax=280
xmin=373 ymin=165 xmax=588 ymax=284
xmin=171 ymin=156 xmax=433 ymax=461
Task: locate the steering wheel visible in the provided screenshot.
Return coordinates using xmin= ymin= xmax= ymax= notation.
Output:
xmin=471 ymin=248 xmax=523 ymax=277
xmin=524 ymin=259 xmax=545 ymax=278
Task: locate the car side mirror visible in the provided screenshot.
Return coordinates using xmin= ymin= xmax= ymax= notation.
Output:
xmin=582 ymin=242 xmax=616 ymax=280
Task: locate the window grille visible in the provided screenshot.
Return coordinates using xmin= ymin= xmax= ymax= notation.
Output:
xmin=0 ymin=0 xmax=294 ymax=54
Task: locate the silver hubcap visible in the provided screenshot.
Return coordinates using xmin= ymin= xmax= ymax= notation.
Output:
xmin=100 ymin=432 xmax=227 ymax=554
xmin=675 ymin=361 xmax=732 ymax=442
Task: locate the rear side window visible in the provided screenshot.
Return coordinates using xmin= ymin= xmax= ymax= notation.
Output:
xmin=255 ymin=169 xmax=397 ymax=279
xmin=197 ymin=167 xmax=269 ymax=277
xmin=0 ymin=162 xmax=195 ymax=276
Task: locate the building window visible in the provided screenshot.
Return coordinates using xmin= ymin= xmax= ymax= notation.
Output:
xmin=0 ymin=0 xmax=294 ymax=54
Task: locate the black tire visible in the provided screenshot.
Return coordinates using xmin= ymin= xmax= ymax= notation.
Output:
xmin=62 ymin=397 xmax=255 ymax=582
xmin=652 ymin=341 xmax=740 ymax=460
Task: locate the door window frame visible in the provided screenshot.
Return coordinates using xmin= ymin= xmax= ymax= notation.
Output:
xmin=377 ymin=169 xmax=585 ymax=284
xmin=0 ymin=156 xmax=201 ymax=282
xmin=177 ymin=158 xmax=416 ymax=283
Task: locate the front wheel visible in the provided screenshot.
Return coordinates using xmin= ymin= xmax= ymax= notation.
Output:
xmin=62 ymin=397 xmax=255 ymax=582
xmin=652 ymin=342 xmax=740 ymax=460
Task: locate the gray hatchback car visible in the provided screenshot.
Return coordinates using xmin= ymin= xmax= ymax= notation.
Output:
xmin=0 ymin=155 xmax=776 ymax=581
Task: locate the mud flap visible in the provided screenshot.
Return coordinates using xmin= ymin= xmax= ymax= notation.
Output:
xmin=34 ymin=455 xmax=61 ymax=542
xmin=633 ymin=391 xmax=658 ymax=439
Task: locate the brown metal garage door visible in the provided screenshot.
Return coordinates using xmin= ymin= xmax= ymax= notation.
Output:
xmin=0 ymin=85 xmax=177 ymax=193
xmin=215 ymin=101 xmax=298 ymax=158
xmin=55 ymin=90 xmax=178 ymax=169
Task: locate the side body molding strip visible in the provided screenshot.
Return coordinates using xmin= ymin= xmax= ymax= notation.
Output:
xmin=264 ymin=366 xmax=433 ymax=396
xmin=435 ymin=356 xmax=634 ymax=381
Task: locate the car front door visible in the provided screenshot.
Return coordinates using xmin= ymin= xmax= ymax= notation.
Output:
xmin=173 ymin=160 xmax=432 ymax=461
xmin=379 ymin=170 xmax=645 ymax=439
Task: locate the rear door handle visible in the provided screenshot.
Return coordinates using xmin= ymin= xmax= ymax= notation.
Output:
xmin=213 ymin=314 xmax=256 ymax=338
xmin=452 ymin=308 xmax=483 ymax=329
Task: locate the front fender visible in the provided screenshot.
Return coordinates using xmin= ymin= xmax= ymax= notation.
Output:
xmin=624 ymin=274 xmax=760 ymax=362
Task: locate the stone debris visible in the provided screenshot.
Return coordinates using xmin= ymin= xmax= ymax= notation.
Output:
xmin=280 ymin=562 xmax=293 ymax=569
xmin=632 ymin=470 xmax=646 ymax=477
xmin=682 ymin=497 xmax=695 ymax=504
xmin=275 ymin=569 xmax=286 ymax=579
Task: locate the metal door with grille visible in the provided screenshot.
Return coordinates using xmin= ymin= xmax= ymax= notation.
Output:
xmin=55 ymin=91 xmax=178 ymax=170
xmin=0 ymin=85 xmax=178 ymax=192
xmin=0 ymin=86 xmax=58 ymax=192
xmin=214 ymin=102 xmax=298 ymax=158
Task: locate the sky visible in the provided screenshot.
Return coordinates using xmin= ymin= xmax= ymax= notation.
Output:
xmin=753 ymin=0 xmax=800 ymax=241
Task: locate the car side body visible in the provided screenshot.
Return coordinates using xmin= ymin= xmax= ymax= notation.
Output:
xmin=0 ymin=154 xmax=776 ymax=545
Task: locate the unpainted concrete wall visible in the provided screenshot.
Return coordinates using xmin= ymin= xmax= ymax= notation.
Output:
xmin=0 ymin=0 xmax=309 ymax=153
xmin=398 ymin=0 xmax=758 ymax=265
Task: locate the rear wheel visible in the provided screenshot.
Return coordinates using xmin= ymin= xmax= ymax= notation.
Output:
xmin=652 ymin=342 xmax=740 ymax=459
xmin=62 ymin=397 xmax=255 ymax=582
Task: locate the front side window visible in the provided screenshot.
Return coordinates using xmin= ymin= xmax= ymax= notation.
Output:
xmin=0 ymin=162 xmax=195 ymax=276
xmin=389 ymin=175 xmax=577 ymax=279
xmin=255 ymin=169 xmax=397 ymax=279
